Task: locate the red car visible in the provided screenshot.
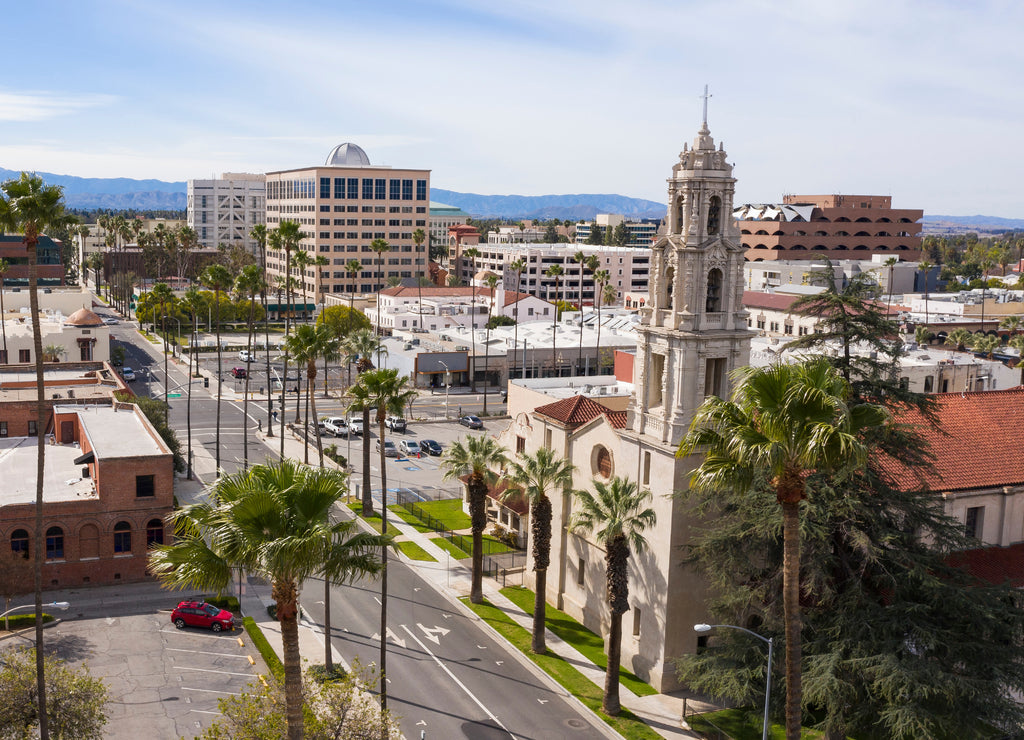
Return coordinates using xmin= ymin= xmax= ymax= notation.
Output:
xmin=171 ymin=601 xmax=235 ymax=632
xmin=230 ymin=367 xmax=247 ymax=378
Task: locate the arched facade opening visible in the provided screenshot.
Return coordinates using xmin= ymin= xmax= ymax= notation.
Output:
xmin=706 ymin=268 xmax=723 ymax=312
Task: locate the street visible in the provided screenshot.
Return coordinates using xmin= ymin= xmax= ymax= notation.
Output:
xmin=108 ymin=320 xmax=609 ymax=740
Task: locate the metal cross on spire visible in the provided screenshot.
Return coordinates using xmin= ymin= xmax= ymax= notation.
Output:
xmin=701 ymin=84 xmax=712 ymax=126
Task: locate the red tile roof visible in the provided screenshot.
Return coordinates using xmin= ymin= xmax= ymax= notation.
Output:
xmin=535 ymin=395 xmax=624 ymax=429
xmin=947 ymin=543 xmax=1024 ymax=587
xmin=379 ymin=285 xmax=539 ymax=307
xmin=882 ymin=387 xmax=1024 ymax=492
xmin=743 ymin=291 xmax=799 ymax=311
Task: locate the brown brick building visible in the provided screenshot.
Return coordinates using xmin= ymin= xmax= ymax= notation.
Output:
xmin=0 ymin=402 xmax=173 ymax=589
xmin=735 ymin=194 xmax=923 ymax=263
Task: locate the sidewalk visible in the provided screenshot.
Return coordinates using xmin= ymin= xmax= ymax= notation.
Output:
xmin=180 ymin=425 xmax=709 ymax=739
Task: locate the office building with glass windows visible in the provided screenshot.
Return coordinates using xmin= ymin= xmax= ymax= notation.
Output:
xmin=264 ymin=143 xmax=430 ymax=304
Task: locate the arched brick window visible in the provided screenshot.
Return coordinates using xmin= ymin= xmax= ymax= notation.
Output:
xmin=114 ymin=521 xmax=132 ymax=554
xmin=11 ymin=529 xmax=29 ymax=558
xmin=146 ymin=519 xmax=164 ymax=546
xmin=46 ymin=527 xmax=64 ymax=560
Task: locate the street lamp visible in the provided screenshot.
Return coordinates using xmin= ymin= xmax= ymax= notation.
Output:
xmin=1 ymin=601 xmax=70 ymax=626
xmin=694 ymin=623 xmax=773 ymax=740
xmin=439 ymin=360 xmax=451 ymax=420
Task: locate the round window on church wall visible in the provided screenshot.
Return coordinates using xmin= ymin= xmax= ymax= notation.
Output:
xmin=593 ymin=445 xmax=613 ymax=479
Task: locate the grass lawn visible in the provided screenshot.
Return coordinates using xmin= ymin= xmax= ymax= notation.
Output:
xmin=688 ymin=708 xmax=827 ymax=739
xmin=396 ymin=499 xmax=515 ymax=553
xmin=430 ymin=536 xmax=469 ymax=559
xmin=501 ymin=586 xmax=657 ymax=697
xmin=396 ymin=539 xmax=436 ymax=561
xmin=463 ymin=597 xmax=662 ymax=740
xmin=389 ymin=506 xmax=436 ymax=534
xmin=348 ymin=502 xmax=384 ymax=533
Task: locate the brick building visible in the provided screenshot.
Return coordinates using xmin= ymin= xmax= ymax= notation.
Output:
xmin=0 ymin=402 xmax=172 ymax=589
xmin=735 ymin=194 xmax=923 ymax=263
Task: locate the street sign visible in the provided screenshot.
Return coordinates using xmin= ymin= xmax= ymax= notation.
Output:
xmin=168 ymin=392 xmax=182 ymax=398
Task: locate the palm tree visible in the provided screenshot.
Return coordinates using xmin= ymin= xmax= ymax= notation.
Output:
xmin=545 ymin=264 xmax=564 ymax=376
xmin=441 ymin=435 xmax=510 ymax=603
xmin=510 ymin=258 xmax=526 ymax=380
xmin=573 ymin=250 xmax=589 ymax=372
xmin=506 ymin=448 xmax=576 ymax=653
xmin=593 ymin=269 xmax=610 ymax=373
xmin=413 ymin=227 xmax=427 ymax=297
xmin=276 ymin=222 xmax=305 ymax=424
xmin=149 ymin=282 xmax=176 ymax=423
xmin=345 ymin=258 xmax=362 ymax=385
xmin=85 ymin=250 xmax=104 ymax=297
xmin=149 ymin=460 xmax=390 ymax=740
xmin=679 ymin=358 xmax=885 ymax=739
xmin=370 ymin=238 xmax=390 ymax=296
xmin=292 ymin=248 xmax=312 ymax=323
xmin=235 ymin=265 xmax=264 ymax=469
xmin=284 ymin=324 xmax=336 ymax=467
xmin=179 ymin=287 xmax=206 ymax=478
xmin=914 ymin=325 xmax=932 ymax=347
xmin=482 ymin=272 xmax=500 ymax=415
xmin=569 ymin=476 xmax=655 ymax=716
xmin=884 ymin=256 xmax=898 ymax=315
xmin=345 ymin=328 xmax=385 ymax=517
xmin=945 ymin=327 xmax=973 ymax=352
xmin=348 ymin=368 xmax=417 ymax=716
xmin=201 ymin=264 xmax=234 ymax=476
xmin=919 ymin=259 xmax=933 ymax=327
xmin=41 ymin=344 xmax=66 ymax=362
xmin=0 ymin=258 xmax=9 ymax=362
xmin=464 ymin=246 xmax=482 ymax=391
xmin=1 ymin=171 xmax=67 ymax=740
xmin=999 ymin=314 xmax=1023 ymax=335
xmin=970 ymin=332 xmax=1002 ymax=359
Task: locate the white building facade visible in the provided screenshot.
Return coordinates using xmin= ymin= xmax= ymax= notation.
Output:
xmin=187 ymin=173 xmax=266 ymax=255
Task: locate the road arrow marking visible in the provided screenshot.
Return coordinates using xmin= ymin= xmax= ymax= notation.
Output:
xmin=477 ymin=645 xmax=487 ymax=650
xmin=370 ymin=628 xmax=407 ymax=648
xmin=496 ymin=661 xmax=503 ymax=666
xmin=537 ymin=699 xmax=549 ymax=705
xmin=416 ymin=720 xmax=426 ymax=726
xmin=417 ymin=623 xmax=451 ymax=645
xmin=442 ymin=613 xmax=452 ymax=619
xmin=401 ymin=625 xmax=520 ymax=740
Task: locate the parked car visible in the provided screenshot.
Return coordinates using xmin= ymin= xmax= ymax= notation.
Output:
xmin=322 ymin=417 xmax=348 ymax=437
xmin=385 ymin=415 xmax=407 ymax=433
xmin=460 ymin=415 xmax=483 ymax=430
xmin=230 ymin=367 xmax=247 ymax=378
xmin=170 ymin=601 xmax=235 ymax=632
xmin=376 ymin=439 xmax=398 ymax=457
xmin=398 ymin=439 xmax=420 ymax=457
xmin=121 ymin=367 xmax=136 ymax=382
xmin=238 ymin=349 xmax=255 ymax=363
xmin=348 ymin=417 xmax=364 ymax=436
xmin=419 ymin=439 xmax=443 ymax=456
xmin=103 ymin=317 xmax=119 ymax=325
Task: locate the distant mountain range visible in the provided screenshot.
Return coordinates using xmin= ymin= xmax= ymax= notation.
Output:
xmin=3 ymin=167 xmax=1022 ymax=231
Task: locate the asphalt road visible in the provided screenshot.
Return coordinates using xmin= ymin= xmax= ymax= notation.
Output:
xmin=303 ymin=562 xmax=599 ymax=740
xmin=107 ymin=322 xmax=609 ymax=739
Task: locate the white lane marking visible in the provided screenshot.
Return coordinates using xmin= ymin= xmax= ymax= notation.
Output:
xmin=400 ymin=624 xmax=520 ymax=740
xmin=178 ymin=667 xmax=255 ymax=677
xmin=182 ymin=687 xmax=243 ymax=696
xmin=370 ymin=627 xmax=407 ymax=648
xmin=167 ymin=648 xmax=250 ymax=658
xmin=190 ymin=710 xmax=222 ymax=715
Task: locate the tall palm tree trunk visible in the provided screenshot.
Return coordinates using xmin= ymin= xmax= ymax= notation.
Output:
xmin=377 ymin=413 xmax=390 ymax=716
xmin=782 ymin=500 xmax=802 ymax=740
xmin=273 ymin=579 xmax=304 ymax=740
xmin=28 ymin=235 xmax=50 ymax=740
xmin=243 ymin=297 xmax=255 ymax=469
xmin=362 ymin=406 xmax=373 ymax=516
xmin=187 ymin=315 xmax=195 ymax=479
xmin=605 ymin=611 xmax=623 ymax=716
xmin=531 ymin=495 xmax=552 ymax=654
xmin=214 ymin=291 xmax=223 ymax=476
xmin=281 ymin=253 xmax=292 ymax=457
xmin=469 ymin=479 xmax=486 ymax=603
xmin=324 ymin=576 xmax=334 ymax=672
xmin=162 ymin=307 xmax=169 ymax=423
xmin=309 ymin=364 xmax=324 ymax=467
xmin=551 ymin=276 xmax=559 ymax=376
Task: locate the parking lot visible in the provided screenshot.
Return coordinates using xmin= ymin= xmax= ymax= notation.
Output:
xmin=0 ymin=582 xmax=263 ymax=739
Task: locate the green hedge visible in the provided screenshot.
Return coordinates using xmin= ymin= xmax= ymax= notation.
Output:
xmin=243 ymin=616 xmax=284 ymax=682
xmin=1 ymin=613 xmax=56 ymax=630
xmin=204 ymin=594 xmax=240 ymax=612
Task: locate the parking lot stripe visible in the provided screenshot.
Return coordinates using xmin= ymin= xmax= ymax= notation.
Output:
xmin=182 ymin=687 xmax=243 ymax=696
xmin=179 ymin=667 xmax=255 ymax=677
xmin=167 ymin=648 xmax=251 ymax=658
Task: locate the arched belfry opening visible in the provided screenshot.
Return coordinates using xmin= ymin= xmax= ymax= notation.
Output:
xmin=707 ymin=195 xmax=721 ymax=235
xmin=676 ymin=196 xmax=686 ymax=234
xmin=665 ymin=265 xmax=674 ymax=308
xmin=706 ymin=268 xmax=723 ymax=312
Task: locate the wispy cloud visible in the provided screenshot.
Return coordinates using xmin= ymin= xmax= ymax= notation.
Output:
xmin=0 ymin=91 xmax=118 ymax=122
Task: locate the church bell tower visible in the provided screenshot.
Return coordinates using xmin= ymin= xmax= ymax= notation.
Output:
xmin=627 ymin=106 xmax=750 ymax=447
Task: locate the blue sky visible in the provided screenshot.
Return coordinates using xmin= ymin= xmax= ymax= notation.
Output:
xmin=1 ymin=0 xmax=1021 ymax=216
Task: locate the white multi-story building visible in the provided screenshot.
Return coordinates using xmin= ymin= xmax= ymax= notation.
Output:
xmin=364 ymin=285 xmax=553 ymax=334
xmin=187 ymin=173 xmax=266 ymax=256
xmin=428 ymin=202 xmax=471 ymax=250
xmin=573 ymin=213 xmax=662 ymax=249
xmin=455 ymin=243 xmax=650 ymax=306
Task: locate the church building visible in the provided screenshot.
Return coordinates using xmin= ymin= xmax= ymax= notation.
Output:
xmin=497 ymin=115 xmax=750 ymax=691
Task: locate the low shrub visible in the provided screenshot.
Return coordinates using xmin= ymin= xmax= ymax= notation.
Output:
xmin=243 ymin=616 xmax=283 ymax=682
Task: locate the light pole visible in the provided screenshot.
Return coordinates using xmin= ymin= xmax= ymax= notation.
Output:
xmin=694 ymin=623 xmax=773 ymax=740
xmin=438 ymin=360 xmax=451 ymax=420
xmin=2 ymin=601 xmax=70 ymax=629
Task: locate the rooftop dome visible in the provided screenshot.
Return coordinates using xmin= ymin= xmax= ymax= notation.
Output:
xmin=66 ymin=307 xmax=103 ymax=327
xmin=325 ymin=143 xmax=370 ymax=167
